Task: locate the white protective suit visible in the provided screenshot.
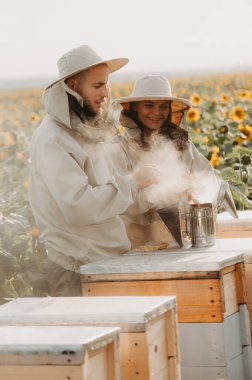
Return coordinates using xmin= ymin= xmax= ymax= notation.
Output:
xmin=29 ymin=82 xmax=138 ymax=272
xmin=118 ymin=113 xmax=219 ymax=247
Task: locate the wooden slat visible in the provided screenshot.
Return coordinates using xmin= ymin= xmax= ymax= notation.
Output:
xmin=221 ymin=270 xmax=238 ymax=317
xmin=120 ymin=332 xmax=150 ymax=380
xmin=165 ymin=309 xmax=181 ymax=380
xmin=147 ymin=315 xmax=170 ymax=379
xmin=82 ymin=279 xmax=223 ymax=323
xmin=82 ymin=270 xmax=219 ymax=282
xmin=235 ymin=263 xmax=247 ymax=305
xmin=85 ymin=346 xmax=111 ymax=380
xmin=216 ymin=230 xmax=252 ymax=238
xmin=0 ymin=365 xmax=83 ymax=380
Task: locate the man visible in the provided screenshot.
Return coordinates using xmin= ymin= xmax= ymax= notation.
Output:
xmin=29 ymin=45 xmax=160 ymax=295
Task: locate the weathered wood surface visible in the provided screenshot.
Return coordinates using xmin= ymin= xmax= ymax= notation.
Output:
xmin=0 ymin=325 xmax=119 ymax=364
xmin=80 ymin=245 xmax=246 ymax=277
xmin=0 ymin=296 xmax=181 ymax=380
xmin=216 ymin=211 xmax=252 ymax=239
xmin=0 ymin=296 xmax=176 ymax=332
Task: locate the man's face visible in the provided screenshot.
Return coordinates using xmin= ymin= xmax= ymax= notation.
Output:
xmin=74 ymin=64 xmax=109 ymax=117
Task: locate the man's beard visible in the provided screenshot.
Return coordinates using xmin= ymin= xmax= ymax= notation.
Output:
xmin=82 ymin=97 xmax=99 ymax=119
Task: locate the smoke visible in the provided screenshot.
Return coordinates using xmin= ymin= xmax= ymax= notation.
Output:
xmin=132 ymin=137 xmax=220 ymax=209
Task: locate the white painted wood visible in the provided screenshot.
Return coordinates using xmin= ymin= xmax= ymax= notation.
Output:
xmin=80 ymin=244 xmax=248 ymax=274
xmin=179 ymin=312 xmax=242 ymax=367
xmin=239 ymin=305 xmax=252 ymax=347
xmin=0 ymin=325 xmax=119 ymax=365
xmin=217 ymin=210 xmax=252 ymax=224
xmin=242 ymin=346 xmax=252 ymax=380
xmin=0 ymin=296 xmax=176 ymax=332
xmin=181 ymin=353 xmax=245 ymax=380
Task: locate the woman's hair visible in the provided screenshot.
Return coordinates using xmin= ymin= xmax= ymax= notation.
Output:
xmin=123 ymin=101 xmax=189 ymax=151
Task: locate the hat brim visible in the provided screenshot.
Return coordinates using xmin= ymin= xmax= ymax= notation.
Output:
xmin=113 ymin=95 xmax=192 ymax=110
xmin=46 ymin=57 xmax=129 ymax=89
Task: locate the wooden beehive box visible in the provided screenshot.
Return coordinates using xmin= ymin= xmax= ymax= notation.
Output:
xmin=0 ymin=325 xmax=120 ymax=380
xmin=0 ymin=296 xmax=180 ymax=380
xmin=80 ymin=241 xmax=252 ymax=380
xmin=216 ymin=210 xmax=252 ymax=238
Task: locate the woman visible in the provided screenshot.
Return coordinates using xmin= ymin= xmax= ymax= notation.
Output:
xmin=113 ymin=75 xmax=219 ymax=248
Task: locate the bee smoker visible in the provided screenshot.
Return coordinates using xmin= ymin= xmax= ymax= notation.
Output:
xmin=156 ymin=180 xmax=238 ymax=249
xmin=157 ymin=202 xmax=215 ymax=248
xmin=189 ymin=203 xmax=215 ymax=247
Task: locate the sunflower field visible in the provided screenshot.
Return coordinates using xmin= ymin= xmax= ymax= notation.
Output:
xmin=0 ymin=72 xmax=252 ymax=300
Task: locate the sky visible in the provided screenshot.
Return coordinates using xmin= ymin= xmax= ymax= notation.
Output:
xmin=1 ymin=0 xmax=252 ymax=81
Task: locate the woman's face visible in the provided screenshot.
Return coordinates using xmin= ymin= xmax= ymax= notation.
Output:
xmin=134 ymin=100 xmax=170 ymax=132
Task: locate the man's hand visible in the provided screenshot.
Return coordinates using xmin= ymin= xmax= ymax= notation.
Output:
xmin=133 ymin=164 xmax=161 ymax=189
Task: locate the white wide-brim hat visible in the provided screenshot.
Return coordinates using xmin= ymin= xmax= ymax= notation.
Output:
xmin=113 ymin=75 xmax=192 ymax=111
xmin=47 ymin=45 xmax=129 ymax=89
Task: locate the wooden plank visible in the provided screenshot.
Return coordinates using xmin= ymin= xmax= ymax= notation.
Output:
xmin=0 ymin=365 xmax=83 ymax=380
xmin=235 ymin=263 xmax=247 ymax=305
xmin=120 ymin=332 xmax=150 ymax=380
xmin=221 ymin=270 xmax=238 ymax=317
xmin=82 ymin=270 xmax=219 ymax=282
xmin=216 ymin=230 xmax=252 ymax=238
xmin=85 ymin=345 xmax=112 ymax=380
xmin=82 ymin=279 xmax=223 ymax=323
xmin=165 ymin=309 xmax=181 ymax=380
xmin=147 ymin=315 xmax=170 ymax=379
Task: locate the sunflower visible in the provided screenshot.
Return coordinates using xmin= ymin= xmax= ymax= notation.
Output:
xmin=233 ymin=135 xmax=246 ymax=145
xmin=237 ymin=90 xmax=250 ymax=101
xmin=220 ymin=93 xmax=229 ymax=104
xmin=186 ymin=108 xmax=200 ymax=123
xmin=210 ymin=152 xmax=221 ymax=167
xmin=229 ymin=106 xmax=246 ymax=123
xmin=219 ymin=125 xmax=229 ymax=134
xmin=238 ymin=124 xmax=252 ymax=141
xmin=190 ymin=93 xmax=201 ymax=106
xmin=211 ymin=146 xmax=220 ymax=154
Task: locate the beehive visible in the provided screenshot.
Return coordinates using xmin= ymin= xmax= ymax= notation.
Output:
xmin=80 ymin=241 xmax=252 ymax=380
xmin=0 ymin=325 xmax=120 ymax=380
xmin=0 ymin=296 xmax=180 ymax=380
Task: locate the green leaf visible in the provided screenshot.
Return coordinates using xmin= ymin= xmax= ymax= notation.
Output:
xmin=219 ymin=167 xmax=243 ymax=184
xmin=226 ymin=147 xmax=252 ymax=160
xmin=231 ymin=188 xmax=252 ymax=210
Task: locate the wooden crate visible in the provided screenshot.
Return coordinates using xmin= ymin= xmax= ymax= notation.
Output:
xmin=81 ymin=249 xmax=246 ymax=323
xmin=0 ymin=296 xmax=180 ymax=380
xmin=80 ymin=242 xmax=252 ymax=379
xmin=0 ymin=325 xmax=120 ymax=380
xmin=216 ymin=211 xmax=252 ymax=238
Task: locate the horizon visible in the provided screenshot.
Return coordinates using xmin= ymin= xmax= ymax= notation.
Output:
xmin=1 ymin=64 xmax=252 ymax=92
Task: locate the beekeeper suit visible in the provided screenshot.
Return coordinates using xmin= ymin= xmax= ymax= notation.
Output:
xmin=29 ymin=46 xmax=160 ymax=295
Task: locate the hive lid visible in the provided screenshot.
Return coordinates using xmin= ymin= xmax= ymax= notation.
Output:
xmin=0 ymin=325 xmax=119 ymax=365
xmin=0 ymin=296 xmax=176 ymax=332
